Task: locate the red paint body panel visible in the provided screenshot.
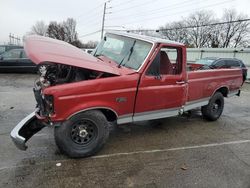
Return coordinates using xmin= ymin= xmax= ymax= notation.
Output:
xmin=24 ymin=35 xmax=122 ymax=75
xmin=134 ymin=74 xmax=186 ymax=113
xmin=29 ymin=35 xmax=242 ymax=122
xmin=188 ymin=69 xmax=242 ymax=101
xmin=43 ymin=74 xmax=139 ymax=121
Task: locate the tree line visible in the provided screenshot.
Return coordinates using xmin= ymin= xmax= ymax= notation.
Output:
xmin=29 ymin=9 xmax=249 ymax=48
xmin=28 ymin=18 xmax=97 ymax=48
xmin=157 ymin=9 xmax=250 ymax=48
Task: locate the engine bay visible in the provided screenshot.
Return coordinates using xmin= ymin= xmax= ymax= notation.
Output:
xmin=33 ymin=62 xmax=116 ymax=117
xmin=35 ymin=62 xmax=114 ymax=89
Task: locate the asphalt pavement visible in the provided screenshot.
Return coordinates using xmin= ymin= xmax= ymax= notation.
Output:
xmin=0 ymin=74 xmax=250 ymax=188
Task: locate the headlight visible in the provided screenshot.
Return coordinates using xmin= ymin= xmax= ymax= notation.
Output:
xmin=44 ymin=95 xmax=54 ymax=116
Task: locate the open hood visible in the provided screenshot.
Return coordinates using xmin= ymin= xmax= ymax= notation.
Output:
xmin=24 ymin=36 xmax=120 ymax=75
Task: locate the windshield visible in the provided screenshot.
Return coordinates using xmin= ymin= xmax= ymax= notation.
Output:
xmin=195 ymin=58 xmax=216 ymax=66
xmin=93 ymin=33 xmax=152 ymax=70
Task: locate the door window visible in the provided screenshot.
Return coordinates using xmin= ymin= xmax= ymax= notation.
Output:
xmin=215 ymin=60 xmax=226 ymax=68
xmin=147 ymin=47 xmax=182 ymax=75
xmin=1 ymin=49 xmax=21 ymax=59
xmin=225 ymin=60 xmax=240 ymax=67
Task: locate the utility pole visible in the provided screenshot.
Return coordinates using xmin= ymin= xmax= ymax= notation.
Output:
xmin=9 ymin=33 xmax=12 ymax=45
xmin=9 ymin=33 xmax=21 ymax=45
xmin=100 ymin=2 xmax=107 ymax=40
xmin=100 ymin=1 xmax=112 ymax=40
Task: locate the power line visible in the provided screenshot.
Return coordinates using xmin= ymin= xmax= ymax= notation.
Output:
xmin=79 ymin=30 xmax=102 ymax=38
xmin=76 ymin=1 xmax=111 ymax=26
xmin=77 ymin=14 xmax=102 ymax=25
xmin=76 ymin=10 xmax=104 ymax=28
xmin=110 ymin=0 xmax=137 ymax=8
xmin=107 ymin=0 xmax=204 ymax=21
xmin=77 ymin=0 xmax=241 ymax=40
xmin=79 ymin=0 xmax=112 ymax=39
xmin=110 ymin=0 xmax=160 ymax=13
xmin=109 ymin=0 xmax=235 ymax=26
xmin=109 ymin=18 xmax=250 ymax=32
xmin=77 ymin=0 xmax=112 ymax=38
xmin=75 ymin=2 xmax=104 ymax=21
xmin=77 ymin=18 xmax=103 ymax=31
xmin=82 ymin=0 xmax=194 ymax=28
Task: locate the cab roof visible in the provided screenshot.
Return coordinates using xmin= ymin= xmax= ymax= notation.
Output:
xmin=107 ymin=31 xmax=185 ymax=46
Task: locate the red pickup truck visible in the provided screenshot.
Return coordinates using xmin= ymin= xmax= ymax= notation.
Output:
xmin=11 ymin=32 xmax=242 ymax=158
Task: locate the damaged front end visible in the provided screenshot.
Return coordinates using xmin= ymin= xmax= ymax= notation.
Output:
xmin=11 ymin=62 xmax=117 ymax=150
xmin=10 ymin=35 xmax=121 ymax=151
xmin=10 ymin=111 xmax=45 ymax=150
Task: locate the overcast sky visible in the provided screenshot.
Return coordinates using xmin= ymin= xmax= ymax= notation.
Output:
xmin=0 ymin=0 xmax=249 ymax=44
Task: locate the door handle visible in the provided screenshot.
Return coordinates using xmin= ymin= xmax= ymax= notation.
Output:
xmin=154 ymin=75 xmax=162 ymax=80
xmin=176 ymin=81 xmax=186 ymax=85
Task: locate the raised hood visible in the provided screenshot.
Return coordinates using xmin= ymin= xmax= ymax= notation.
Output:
xmin=24 ymin=35 xmax=120 ymax=75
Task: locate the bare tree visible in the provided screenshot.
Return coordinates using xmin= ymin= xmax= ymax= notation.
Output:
xmin=47 ymin=21 xmax=66 ymax=41
xmin=159 ymin=21 xmax=189 ymax=45
xmin=233 ymin=21 xmax=249 ymax=47
xmin=62 ymin=18 xmax=78 ymax=43
xmin=46 ymin=18 xmax=83 ymax=48
xmin=30 ymin=21 xmax=48 ymax=36
xmin=82 ymin=41 xmax=98 ymax=48
xmin=185 ymin=11 xmax=215 ymax=48
xmin=219 ymin=9 xmax=249 ymax=48
xmin=159 ymin=11 xmax=215 ymax=47
xmin=158 ymin=9 xmax=250 ymax=48
xmin=209 ymin=22 xmax=223 ymax=48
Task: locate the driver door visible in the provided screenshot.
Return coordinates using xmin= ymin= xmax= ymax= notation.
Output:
xmin=134 ymin=45 xmax=187 ymax=121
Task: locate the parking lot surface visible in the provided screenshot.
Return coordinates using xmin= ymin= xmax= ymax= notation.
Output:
xmin=0 ymin=74 xmax=250 ymax=188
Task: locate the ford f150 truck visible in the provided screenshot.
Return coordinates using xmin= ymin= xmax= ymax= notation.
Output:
xmin=10 ymin=32 xmax=242 ymax=158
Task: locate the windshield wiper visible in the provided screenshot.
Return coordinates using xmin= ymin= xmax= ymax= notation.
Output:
xmin=94 ymin=54 xmax=104 ymax=61
xmin=118 ymin=40 xmax=136 ymax=68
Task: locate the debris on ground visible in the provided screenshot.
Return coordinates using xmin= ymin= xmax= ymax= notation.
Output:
xmin=181 ymin=164 xmax=188 ymax=170
xmin=56 ymin=163 xmax=61 ymax=167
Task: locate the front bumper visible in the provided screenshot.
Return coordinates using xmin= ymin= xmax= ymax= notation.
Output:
xmin=10 ymin=111 xmax=45 ymax=150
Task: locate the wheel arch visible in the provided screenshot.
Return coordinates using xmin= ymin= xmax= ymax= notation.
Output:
xmin=66 ymin=107 xmax=118 ymax=122
xmin=212 ymin=86 xmax=229 ymax=97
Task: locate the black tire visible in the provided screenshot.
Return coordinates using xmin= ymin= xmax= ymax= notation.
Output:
xmin=54 ymin=110 xmax=109 ymax=158
xmin=242 ymin=75 xmax=246 ymax=84
xmin=201 ymin=92 xmax=224 ymax=121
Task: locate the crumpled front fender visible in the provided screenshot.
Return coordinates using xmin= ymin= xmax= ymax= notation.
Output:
xmin=10 ymin=111 xmax=46 ymax=150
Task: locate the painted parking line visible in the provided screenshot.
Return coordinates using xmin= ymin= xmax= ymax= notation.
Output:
xmin=34 ymin=133 xmax=47 ymax=137
xmin=92 ymin=139 xmax=250 ymax=159
xmin=0 ymin=139 xmax=250 ymax=171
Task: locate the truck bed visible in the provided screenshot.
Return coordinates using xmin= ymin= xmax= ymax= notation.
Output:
xmin=187 ymin=68 xmax=242 ymax=103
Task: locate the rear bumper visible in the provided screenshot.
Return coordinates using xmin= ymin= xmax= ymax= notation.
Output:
xmin=10 ymin=111 xmax=45 ymax=150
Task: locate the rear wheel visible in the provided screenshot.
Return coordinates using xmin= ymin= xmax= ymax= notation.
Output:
xmin=54 ymin=110 xmax=109 ymax=158
xmin=243 ymin=75 xmax=246 ymax=83
xmin=201 ymin=92 xmax=224 ymax=121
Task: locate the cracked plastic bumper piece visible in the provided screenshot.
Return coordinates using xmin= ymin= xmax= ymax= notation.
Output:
xmin=10 ymin=111 xmax=45 ymax=150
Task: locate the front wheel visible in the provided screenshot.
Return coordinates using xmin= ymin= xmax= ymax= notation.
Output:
xmin=201 ymin=92 xmax=224 ymax=121
xmin=54 ymin=110 xmax=109 ymax=158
